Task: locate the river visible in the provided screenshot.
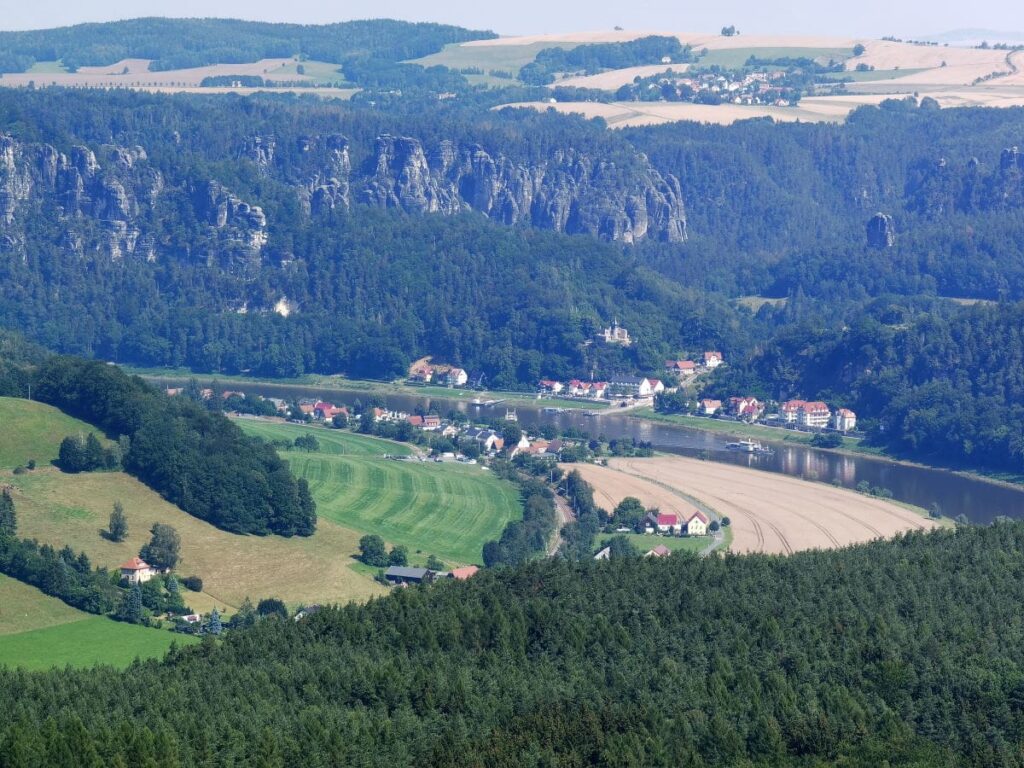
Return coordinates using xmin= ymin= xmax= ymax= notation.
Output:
xmin=152 ymin=378 xmax=1024 ymax=524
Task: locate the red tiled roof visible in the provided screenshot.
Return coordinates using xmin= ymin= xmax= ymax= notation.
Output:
xmin=656 ymin=513 xmax=678 ymax=526
xmin=119 ymin=557 xmax=150 ymax=571
xmin=688 ymin=511 xmax=710 ymax=525
xmin=449 ymin=566 xmax=479 ymax=580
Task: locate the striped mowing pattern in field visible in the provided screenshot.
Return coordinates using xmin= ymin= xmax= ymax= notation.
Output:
xmin=236 ymin=420 xmax=520 ymax=565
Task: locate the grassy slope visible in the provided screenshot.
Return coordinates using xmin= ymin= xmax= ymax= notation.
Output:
xmin=0 ymin=615 xmax=194 ymax=671
xmin=0 ymin=575 xmax=197 ymax=669
xmin=409 ymin=41 xmax=580 ymax=80
xmin=697 ymin=46 xmax=854 ymax=69
xmin=0 ymin=397 xmax=109 ymax=469
xmin=6 ymin=468 xmax=385 ymax=610
xmin=237 ymin=421 xmax=522 ymax=565
xmin=0 ymin=573 xmax=87 ymax=635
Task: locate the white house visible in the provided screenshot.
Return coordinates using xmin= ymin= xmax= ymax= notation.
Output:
xmin=798 ymin=401 xmax=831 ymax=429
xmin=684 ymin=512 xmax=710 ymax=536
xmin=647 ymin=511 xmax=680 ymax=532
xmin=700 ymin=398 xmax=722 ymax=416
xmin=703 ymin=351 xmax=724 ymax=369
xmin=538 ymin=379 xmax=564 ymax=394
xmin=447 ymin=368 xmax=469 ymax=387
xmin=665 ymin=360 xmax=697 ymax=376
xmin=119 ymin=557 xmax=160 ymax=585
xmin=834 ymin=408 xmax=857 ymax=432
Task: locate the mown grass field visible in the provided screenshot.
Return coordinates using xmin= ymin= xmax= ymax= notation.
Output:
xmin=237 ymin=420 xmax=521 ymax=565
xmin=0 ymin=575 xmax=196 ymax=669
xmin=409 ymin=41 xmax=581 ymax=81
xmin=0 ymin=397 xmax=109 ymax=469
xmin=697 ymin=46 xmax=854 ymax=69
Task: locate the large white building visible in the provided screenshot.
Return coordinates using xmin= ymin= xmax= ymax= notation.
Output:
xmin=834 ymin=408 xmax=857 ymax=432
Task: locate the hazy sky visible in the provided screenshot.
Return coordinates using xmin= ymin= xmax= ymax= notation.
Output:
xmin=1 ymin=0 xmax=1022 ymax=38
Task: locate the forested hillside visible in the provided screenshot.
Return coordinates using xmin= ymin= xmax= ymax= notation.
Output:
xmin=0 ymin=18 xmax=493 ymax=73
xmin=4 ymin=526 xmax=1024 ymax=765
xmin=1 ymin=89 xmax=1024 ymax=472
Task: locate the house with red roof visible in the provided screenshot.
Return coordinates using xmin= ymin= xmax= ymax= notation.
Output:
xmin=647 ymin=511 xmax=680 ymax=532
xmin=644 ymin=544 xmax=672 ymax=558
xmin=538 ymin=379 xmax=564 ymax=394
xmin=703 ymin=351 xmax=724 ymax=369
xmin=407 ymin=415 xmax=425 ymax=428
xmin=700 ymin=398 xmax=723 ymax=416
xmin=449 ymin=566 xmax=479 ymax=580
xmin=665 ymin=360 xmax=697 ymax=376
xmin=683 ymin=511 xmax=710 ymax=537
xmin=447 ymin=368 xmax=468 ymax=387
xmin=798 ymin=401 xmax=831 ymax=429
xmin=780 ymin=399 xmax=806 ymax=424
xmin=119 ymin=557 xmax=160 ymax=585
xmin=729 ymin=396 xmax=763 ymax=421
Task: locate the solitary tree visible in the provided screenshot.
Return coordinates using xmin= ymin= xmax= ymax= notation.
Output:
xmin=426 ymin=554 xmax=445 ymax=571
xmin=207 ymin=607 xmax=223 ymax=635
xmin=256 ymin=598 xmax=288 ymax=619
xmin=108 ymin=501 xmax=128 ymax=542
xmin=140 ymin=524 xmax=181 ymax=570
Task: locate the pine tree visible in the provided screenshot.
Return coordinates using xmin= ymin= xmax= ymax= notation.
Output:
xmin=108 ymin=501 xmax=128 ymax=542
xmin=118 ymin=583 xmax=144 ymax=624
xmin=0 ymin=490 xmax=16 ymax=537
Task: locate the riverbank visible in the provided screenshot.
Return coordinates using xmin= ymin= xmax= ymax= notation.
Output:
xmin=633 ymin=408 xmax=1024 ymax=492
xmin=126 ymin=367 xmax=609 ymax=412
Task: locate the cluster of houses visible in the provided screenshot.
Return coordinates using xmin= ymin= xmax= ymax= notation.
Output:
xmin=665 ymin=351 xmax=724 ymax=376
xmin=408 ymin=363 xmax=471 ymax=387
xmin=696 ymin=395 xmax=858 ymax=433
xmin=626 ymin=68 xmax=803 ymax=107
xmin=647 ymin=509 xmax=710 ymax=537
xmin=383 ymin=564 xmax=479 ymax=586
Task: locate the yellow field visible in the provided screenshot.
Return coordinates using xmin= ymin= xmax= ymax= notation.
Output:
xmin=571 ymin=457 xmax=939 ymax=555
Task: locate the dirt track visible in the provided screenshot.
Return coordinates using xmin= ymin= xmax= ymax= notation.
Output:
xmin=570 ymin=457 xmax=939 ymax=555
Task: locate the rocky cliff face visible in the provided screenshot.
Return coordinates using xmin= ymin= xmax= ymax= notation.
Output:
xmin=0 ymin=133 xmax=267 ymax=269
xmin=348 ymin=134 xmax=686 ymax=243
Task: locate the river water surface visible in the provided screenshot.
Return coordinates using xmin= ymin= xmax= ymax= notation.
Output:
xmin=154 ymin=378 xmax=1024 ymax=524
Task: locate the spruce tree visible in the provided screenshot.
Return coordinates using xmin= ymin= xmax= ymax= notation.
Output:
xmin=0 ymin=490 xmax=16 ymax=537
xmin=207 ymin=607 xmax=223 ymax=635
xmin=118 ymin=583 xmax=143 ymax=624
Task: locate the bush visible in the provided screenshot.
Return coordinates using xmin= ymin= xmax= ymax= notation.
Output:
xmin=181 ymin=575 xmax=203 ymax=592
xmin=257 ymin=598 xmax=288 ymax=619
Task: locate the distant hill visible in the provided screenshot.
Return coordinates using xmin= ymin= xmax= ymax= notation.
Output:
xmin=928 ymin=28 xmax=1024 ymax=46
xmin=0 ymin=17 xmax=496 ymax=73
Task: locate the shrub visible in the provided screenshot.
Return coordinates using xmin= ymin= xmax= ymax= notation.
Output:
xmin=181 ymin=575 xmax=203 ymax=592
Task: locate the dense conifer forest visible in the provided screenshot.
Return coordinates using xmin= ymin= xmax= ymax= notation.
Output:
xmin=4 ymin=525 xmax=1024 ymax=765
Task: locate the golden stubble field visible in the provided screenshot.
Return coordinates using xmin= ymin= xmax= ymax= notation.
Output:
xmin=570 ymin=456 xmax=939 ymax=555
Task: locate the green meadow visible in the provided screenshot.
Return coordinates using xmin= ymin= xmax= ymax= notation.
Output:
xmin=0 ymin=396 xmax=109 ymax=470
xmin=237 ymin=420 xmax=521 ymax=565
xmin=0 ymin=575 xmax=195 ymax=670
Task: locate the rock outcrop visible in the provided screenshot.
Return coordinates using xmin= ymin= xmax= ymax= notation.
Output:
xmin=0 ymin=133 xmax=266 ymax=269
xmin=350 ymin=135 xmax=687 ymax=243
xmin=867 ymin=212 xmax=896 ymax=248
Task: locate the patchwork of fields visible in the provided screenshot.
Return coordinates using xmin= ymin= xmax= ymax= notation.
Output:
xmin=237 ymin=420 xmax=521 ymax=566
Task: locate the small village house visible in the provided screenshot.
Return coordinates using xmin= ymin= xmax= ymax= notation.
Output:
xmin=684 ymin=511 xmax=710 ymax=536
xmin=700 ymin=398 xmax=723 ymax=416
xmin=447 ymin=368 xmax=469 ymax=387
xmin=729 ymin=396 xmax=763 ymax=421
xmin=647 ymin=511 xmax=679 ymax=533
xmin=834 ymin=408 xmax=857 ymax=432
xmin=644 ymin=544 xmax=672 ymax=558
xmin=665 ymin=360 xmax=697 ymax=376
xmin=119 ymin=556 xmax=160 ymax=585
xmin=703 ymin=351 xmax=724 ymax=369
xmin=384 ymin=566 xmax=433 ymax=585
xmin=538 ymin=379 xmax=564 ymax=394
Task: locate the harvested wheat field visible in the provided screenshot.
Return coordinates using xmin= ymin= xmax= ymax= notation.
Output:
xmin=554 ymin=64 xmax=689 ymax=90
xmin=571 ymin=456 xmax=939 ymax=555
